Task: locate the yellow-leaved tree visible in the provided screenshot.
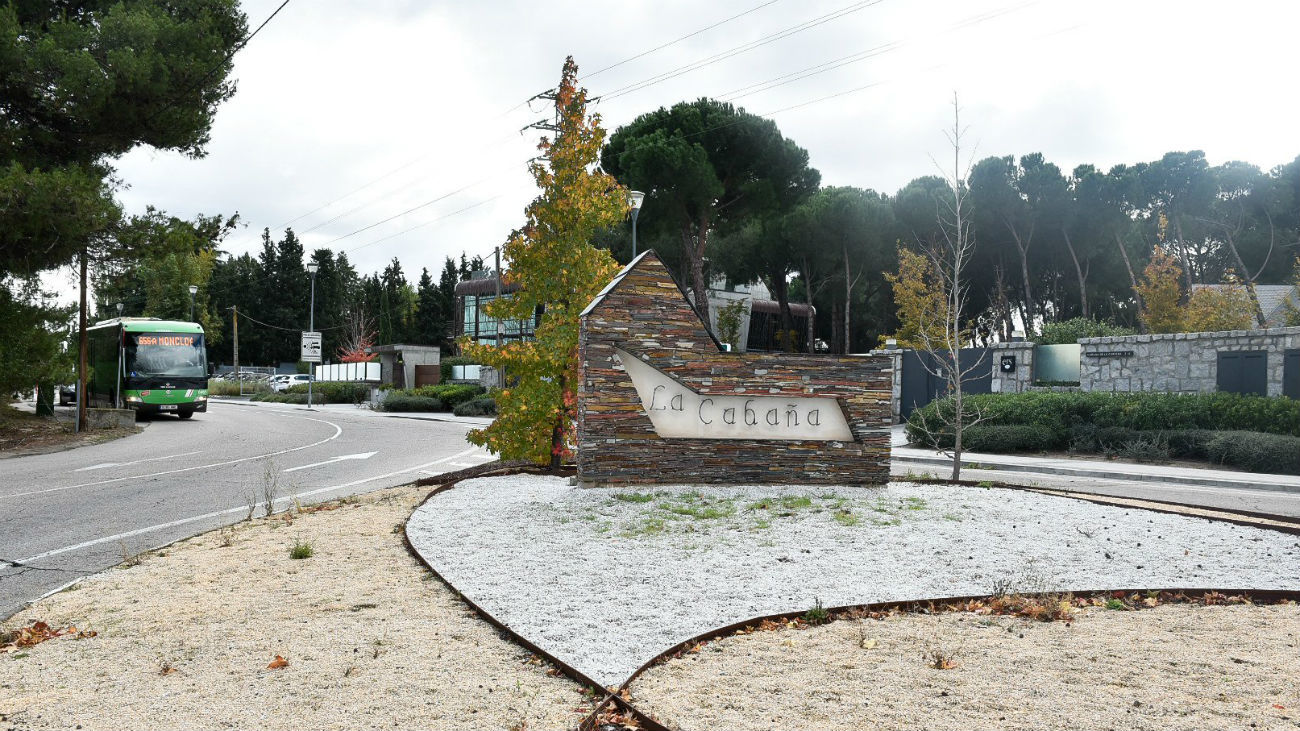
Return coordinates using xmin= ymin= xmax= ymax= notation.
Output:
xmin=462 ymin=57 xmax=626 ymax=468
xmin=1138 ymin=245 xmax=1257 ymax=333
xmin=1282 ymin=256 xmax=1300 ymax=327
xmin=1135 ymin=246 xmax=1184 ymax=334
xmin=884 ymin=246 xmax=948 ymax=348
xmin=1184 ymin=273 xmax=1254 ymax=332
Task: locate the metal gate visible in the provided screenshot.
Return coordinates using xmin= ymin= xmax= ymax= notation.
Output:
xmin=1284 ymin=349 xmax=1300 ymax=400
xmin=900 ymin=348 xmax=992 ymax=419
xmin=1216 ymin=350 xmax=1267 ymax=396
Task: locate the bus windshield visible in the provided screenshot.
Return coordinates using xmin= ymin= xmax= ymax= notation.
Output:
xmin=126 ymin=332 xmax=206 ymax=379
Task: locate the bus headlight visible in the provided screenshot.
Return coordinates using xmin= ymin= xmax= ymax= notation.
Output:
xmin=126 ymin=396 xmax=141 ymax=403
xmin=194 ymin=396 xmax=207 ymax=402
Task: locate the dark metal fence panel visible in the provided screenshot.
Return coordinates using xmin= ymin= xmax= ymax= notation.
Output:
xmin=1216 ymin=350 xmax=1268 ymax=396
xmin=1284 ymin=349 xmax=1300 ymax=400
xmin=900 ymin=348 xmax=991 ymax=419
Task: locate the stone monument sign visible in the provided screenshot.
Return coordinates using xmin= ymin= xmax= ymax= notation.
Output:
xmin=577 ymin=251 xmax=891 ymax=486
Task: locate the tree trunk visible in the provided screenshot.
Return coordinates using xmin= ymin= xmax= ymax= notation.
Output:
xmin=1172 ymin=216 xmax=1196 ymax=293
xmin=1061 ymin=227 xmax=1089 ymax=319
xmin=1220 ymin=229 xmax=1268 ymax=327
xmin=686 ymin=216 xmax=712 ymax=329
xmin=842 ymin=244 xmax=852 ymax=353
xmin=78 ymin=247 xmax=89 ymax=433
xmin=770 ymin=274 xmax=794 ymax=352
xmin=549 ymin=372 xmax=566 ymax=471
xmin=1010 ymin=228 xmax=1036 ymax=334
xmin=1114 ymin=232 xmax=1145 ymax=333
xmin=804 ymin=271 xmax=816 ymax=354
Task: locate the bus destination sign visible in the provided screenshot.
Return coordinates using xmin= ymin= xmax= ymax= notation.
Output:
xmin=135 ymin=335 xmax=197 ymax=347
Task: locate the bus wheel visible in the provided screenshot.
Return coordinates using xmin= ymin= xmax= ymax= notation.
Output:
xmin=178 ymin=410 xmax=194 ymax=420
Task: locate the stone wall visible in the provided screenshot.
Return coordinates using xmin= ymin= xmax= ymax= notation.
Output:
xmin=577 ymin=252 xmax=892 ymax=486
xmin=1079 ymin=326 xmax=1300 ymax=396
xmin=989 ymin=341 xmax=1036 ymax=394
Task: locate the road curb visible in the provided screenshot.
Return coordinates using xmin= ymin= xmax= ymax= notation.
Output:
xmin=891 ymin=453 xmax=1300 ymax=494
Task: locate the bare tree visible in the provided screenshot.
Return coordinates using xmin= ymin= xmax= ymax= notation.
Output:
xmin=336 ymin=306 xmax=377 ymax=362
xmin=911 ymin=94 xmax=986 ymax=481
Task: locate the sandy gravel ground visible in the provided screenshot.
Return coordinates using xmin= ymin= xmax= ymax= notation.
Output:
xmin=407 ymin=475 xmax=1300 ymax=687
xmin=630 ymin=603 xmax=1300 ymax=730
xmin=0 ymin=486 xmax=587 ymax=731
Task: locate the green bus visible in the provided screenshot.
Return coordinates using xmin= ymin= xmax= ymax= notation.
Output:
xmin=86 ymin=318 xmax=209 ymax=418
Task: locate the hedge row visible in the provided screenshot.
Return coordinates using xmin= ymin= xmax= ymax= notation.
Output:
xmin=405 ymin=383 xmax=485 ymax=407
xmin=377 ymin=394 xmax=444 ymax=412
xmin=907 ymin=391 xmax=1300 ymax=448
xmin=284 ymin=381 xmax=371 ymax=404
xmin=908 ymin=392 xmax=1300 ymax=475
xmin=453 ymin=396 xmax=496 ymax=417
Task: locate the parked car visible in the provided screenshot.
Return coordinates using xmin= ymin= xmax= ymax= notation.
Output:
xmin=271 ymin=374 xmax=314 ymax=393
xmin=58 ymin=383 xmax=76 ymax=406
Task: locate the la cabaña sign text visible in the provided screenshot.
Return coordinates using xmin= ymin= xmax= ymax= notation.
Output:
xmin=616 ymin=348 xmax=853 ymax=441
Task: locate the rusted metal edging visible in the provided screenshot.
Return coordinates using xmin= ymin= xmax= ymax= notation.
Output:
xmin=401 ymin=464 xmax=668 ymax=731
xmin=401 ymin=467 xmax=1300 ymax=731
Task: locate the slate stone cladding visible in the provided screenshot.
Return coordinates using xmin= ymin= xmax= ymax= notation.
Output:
xmin=577 ymin=251 xmax=892 ymax=486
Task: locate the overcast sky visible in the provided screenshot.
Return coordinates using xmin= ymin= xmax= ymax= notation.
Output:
xmin=66 ymin=0 xmax=1300 ymax=296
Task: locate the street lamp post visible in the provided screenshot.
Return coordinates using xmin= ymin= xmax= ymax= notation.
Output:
xmin=188 ymin=284 xmax=198 ymax=321
xmin=628 ymin=190 xmax=645 ymax=258
xmin=306 ymin=262 xmax=318 ymax=410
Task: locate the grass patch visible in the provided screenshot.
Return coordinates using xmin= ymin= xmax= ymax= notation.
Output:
xmin=833 ymin=509 xmax=860 ymax=526
xmin=612 ymin=492 xmax=658 ymax=504
xmin=289 ymin=539 xmax=314 ymax=560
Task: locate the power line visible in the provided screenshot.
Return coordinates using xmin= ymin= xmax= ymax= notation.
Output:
xmin=714 ymin=0 xmax=1037 ymax=104
xmin=595 ymin=0 xmax=887 ymax=102
xmin=317 ymin=160 xmax=522 ymax=249
xmin=343 ymin=197 xmax=505 ymax=255
xmin=581 ymin=0 xmax=784 ymax=80
xmin=234 ymin=308 xmax=343 ymax=332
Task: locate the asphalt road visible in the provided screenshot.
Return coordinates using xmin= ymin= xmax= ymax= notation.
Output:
xmin=0 ymin=400 xmax=494 ymax=619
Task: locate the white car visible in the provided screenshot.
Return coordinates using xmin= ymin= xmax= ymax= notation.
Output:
xmin=270 ymin=374 xmax=313 ymax=393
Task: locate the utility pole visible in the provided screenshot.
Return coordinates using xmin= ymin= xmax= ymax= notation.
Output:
xmin=494 ymin=245 xmax=502 ymax=350
xmin=231 ymin=305 xmax=240 ymax=395
xmin=76 ymin=247 xmax=88 ymax=433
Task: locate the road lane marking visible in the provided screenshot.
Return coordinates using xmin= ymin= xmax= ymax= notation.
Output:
xmin=283 ymin=451 xmax=377 ymax=473
xmin=1 ymin=414 xmax=343 ymax=501
xmin=16 ymin=447 xmax=486 ymax=564
xmin=72 ymin=451 xmax=203 ymax=473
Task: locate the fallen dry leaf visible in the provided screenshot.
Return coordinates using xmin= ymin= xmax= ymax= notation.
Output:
xmin=267 ymin=655 xmax=289 ymax=670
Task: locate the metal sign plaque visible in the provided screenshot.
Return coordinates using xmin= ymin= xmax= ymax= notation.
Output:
xmin=300 ymin=331 xmax=322 ymax=363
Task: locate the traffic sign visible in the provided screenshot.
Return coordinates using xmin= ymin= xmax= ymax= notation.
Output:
xmin=300 ymin=331 xmax=322 ymax=362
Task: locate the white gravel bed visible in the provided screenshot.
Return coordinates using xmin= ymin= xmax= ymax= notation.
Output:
xmin=406 ymin=476 xmax=1300 ymax=688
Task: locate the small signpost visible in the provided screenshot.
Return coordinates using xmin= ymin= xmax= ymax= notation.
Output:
xmin=300 ymin=331 xmax=322 ymax=363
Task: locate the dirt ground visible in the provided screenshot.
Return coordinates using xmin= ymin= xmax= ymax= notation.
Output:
xmin=0 ymin=485 xmax=591 ymax=731
xmin=0 ymin=405 xmax=135 ymax=458
xmin=630 ymin=601 xmax=1300 ymax=730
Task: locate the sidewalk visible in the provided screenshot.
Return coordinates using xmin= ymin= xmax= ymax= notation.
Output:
xmin=208 ymin=396 xmax=495 ymax=427
xmin=889 ymin=424 xmax=1300 ymax=494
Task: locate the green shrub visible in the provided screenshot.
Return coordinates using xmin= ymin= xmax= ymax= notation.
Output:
xmin=958 ymin=424 xmax=1055 ymax=452
xmin=1113 ymin=434 xmax=1170 ymax=463
xmin=411 ymin=383 xmax=484 ymax=407
xmin=286 ymin=381 xmax=371 ymax=404
xmin=1159 ymin=429 xmax=1216 ymax=459
xmin=1206 ymin=431 xmax=1300 ymax=475
xmin=378 ymin=394 xmax=444 ymax=412
xmin=207 ymin=380 xmax=256 ymax=396
xmin=907 ymin=391 xmax=1300 ymax=445
xmin=439 ymin=356 xmax=477 ymax=383
xmin=249 ymin=392 xmax=308 ymax=404
xmin=1034 ymin=317 xmax=1135 ymax=345
xmin=453 ymin=396 xmax=496 ymax=417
